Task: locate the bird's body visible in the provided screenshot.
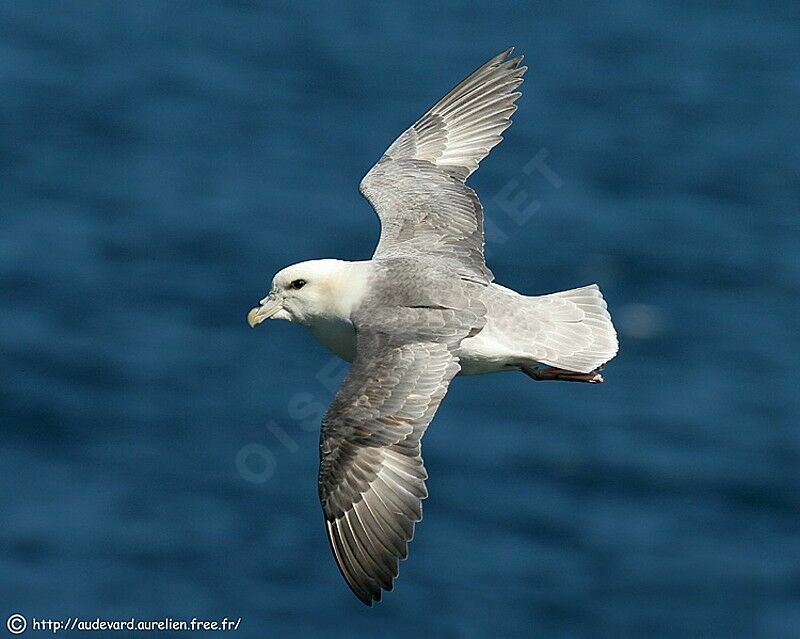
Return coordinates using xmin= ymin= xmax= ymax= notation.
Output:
xmin=247 ymin=49 xmax=618 ymax=605
xmin=281 ymin=258 xmax=616 ymax=377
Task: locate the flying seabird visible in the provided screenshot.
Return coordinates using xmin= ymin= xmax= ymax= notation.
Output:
xmin=247 ymin=49 xmax=618 ymax=605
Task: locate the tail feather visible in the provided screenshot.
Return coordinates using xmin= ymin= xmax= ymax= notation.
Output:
xmin=526 ymin=284 xmax=618 ymax=373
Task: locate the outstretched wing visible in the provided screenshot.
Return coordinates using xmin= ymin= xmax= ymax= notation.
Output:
xmin=360 ymin=49 xmax=526 ymax=281
xmin=318 ymin=302 xmax=482 ymax=605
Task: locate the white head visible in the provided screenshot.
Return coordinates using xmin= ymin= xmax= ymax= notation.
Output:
xmin=247 ymin=259 xmax=365 ymax=327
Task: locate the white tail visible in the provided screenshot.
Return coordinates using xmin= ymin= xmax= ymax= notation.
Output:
xmin=525 ymin=284 xmax=619 ymax=373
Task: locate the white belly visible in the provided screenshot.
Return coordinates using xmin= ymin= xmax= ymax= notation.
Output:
xmin=307 ymin=316 xmax=518 ymax=376
xmin=457 ymin=329 xmax=521 ymax=375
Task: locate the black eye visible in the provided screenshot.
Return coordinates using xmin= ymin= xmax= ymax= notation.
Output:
xmin=289 ymin=279 xmax=306 ymax=290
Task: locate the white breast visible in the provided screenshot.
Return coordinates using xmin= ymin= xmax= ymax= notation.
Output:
xmin=308 ymin=316 xmax=357 ymax=363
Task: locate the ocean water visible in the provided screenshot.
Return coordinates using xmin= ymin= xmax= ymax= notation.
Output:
xmin=1 ymin=2 xmax=798 ymax=637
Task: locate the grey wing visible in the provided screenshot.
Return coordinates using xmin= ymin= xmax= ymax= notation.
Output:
xmin=360 ymin=48 xmax=526 ymax=281
xmin=318 ymin=306 xmax=481 ymax=605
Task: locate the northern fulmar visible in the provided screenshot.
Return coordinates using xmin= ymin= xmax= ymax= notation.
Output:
xmin=247 ymin=49 xmax=618 ymax=605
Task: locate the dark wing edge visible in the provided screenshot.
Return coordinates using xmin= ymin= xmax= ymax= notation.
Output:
xmin=318 ymin=331 xmax=461 ymax=605
xmin=368 ymin=48 xmax=527 ymax=180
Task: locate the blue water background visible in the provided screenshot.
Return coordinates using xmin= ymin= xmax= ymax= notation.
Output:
xmin=1 ymin=2 xmax=799 ymax=637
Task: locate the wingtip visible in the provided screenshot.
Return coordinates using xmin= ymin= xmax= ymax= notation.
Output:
xmin=357 ymin=591 xmax=377 ymax=607
xmin=487 ymin=47 xmax=516 ymax=68
xmin=492 ymin=48 xmax=525 ymax=75
xmin=499 ymin=47 xmax=524 ymax=65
